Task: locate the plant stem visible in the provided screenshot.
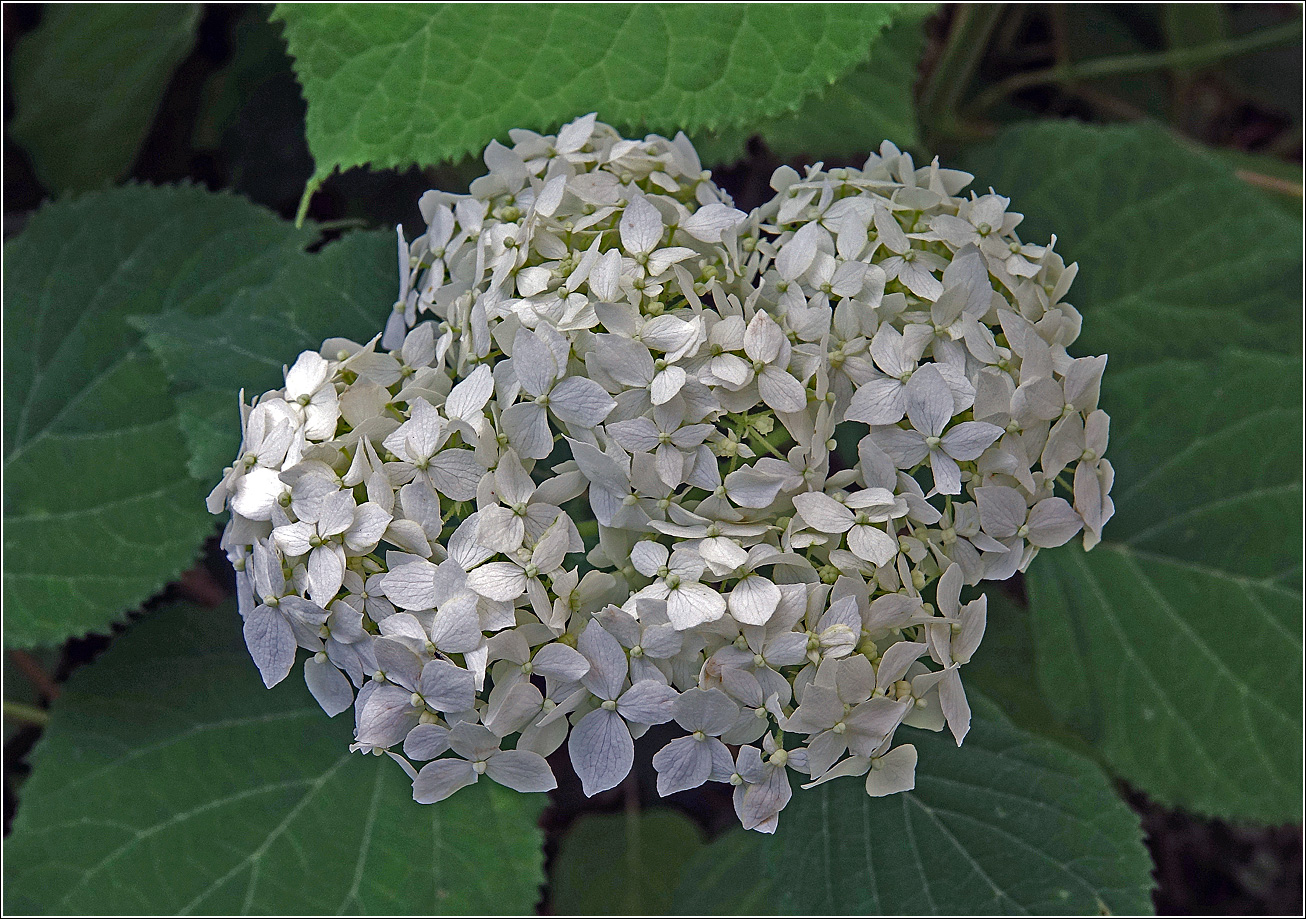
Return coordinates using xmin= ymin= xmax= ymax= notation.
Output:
xmin=4 ymin=700 xmax=49 ymax=727
xmin=920 ymin=4 xmax=1008 ymax=133
xmin=971 ymin=18 xmax=1304 ymax=114
xmin=9 ymin=650 xmax=59 ymax=700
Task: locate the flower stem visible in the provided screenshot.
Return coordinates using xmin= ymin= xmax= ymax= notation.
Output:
xmin=4 ymin=700 xmax=49 ymax=727
xmin=971 ymin=18 xmax=1304 ymax=114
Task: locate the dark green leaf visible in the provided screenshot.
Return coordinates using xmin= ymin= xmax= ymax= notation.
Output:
xmin=962 ymin=122 xmax=1303 ymax=821
xmin=136 ymin=229 xmax=396 ymax=484
xmin=2 ymin=185 xmax=315 ymax=648
xmin=1027 ymin=352 xmax=1302 ymax=822
xmin=552 ymin=809 xmax=704 ymax=914
xmin=672 ymin=700 xmax=1155 ymax=915
xmin=3 ymin=601 xmax=547 ymax=914
xmin=9 ymin=4 xmax=200 ymax=193
xmin=960 ymin=121 xmax=1301 ymax=371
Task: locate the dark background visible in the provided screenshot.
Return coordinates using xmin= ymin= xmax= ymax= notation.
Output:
xmin=3 ymin=3 xmax=1302 ymax=914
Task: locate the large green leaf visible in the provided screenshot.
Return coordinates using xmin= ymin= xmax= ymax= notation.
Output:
xmin=136 ymin=229 xmax=396 ymax=484
xmin=274 ymin=3 xmax=903 ymax=183
xmin=551 ymin=810 xmax=704 ymax=914
xmin=9 ymin=4 xmax=201 ymax=194
xmin=961 ymin=123 xmax=1303 ymax=821
xmin=960 ymin=121 xmax=1301 ymax=371
xmin=671 ymin=700 xmax=1155 ymax=915
xmin=694 ymin=5 xmax=933 ymax=165
xmin=2 ymin=186 xmax=316 ymax=648
xmin=3 ymin=601 xmax=547 ymax=914
xmin=1027 ymin=353 xmax=1302 ymax=822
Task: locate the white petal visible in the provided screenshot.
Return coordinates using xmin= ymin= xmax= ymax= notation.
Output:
xmin=673 ymin=687 xmax=740 ymax=735
xmin=427 ymin=449 xmax=485 ymax=501
xmin=652 ymin=736 xmax=713 ymax=796
xmin=243 ymin=605 xmax=296 ymax=688
xmin=466 ymin=562 xmax=528 ymax=602
xmin=865 ymin=744 xmax=917 ymax=796
xmin=1026 ymin=497 xmax=1083 ymax=548
xmin=617 ymin=679 xmax=678 ymax=725
xmin=569 ymin=708 xmax=634 ymax=796
xmin=579 ymin=619 xmax=628 ymax=700
xmin=681 ymin=203 xmax=745 ymax=243
xmin=512 ymin=329 xmax=558 ymax=396
xmin=620 ymin=195 xmax=664 ymax=255
xmin=305 ymin=656 xmax=353 ymax=716
xmin=412 ymin=758 xmax=478 ymax=804
xmin=666 ymin=583 xmax=726 ymax=630
xmin=549 ymin=376 xmax=616 ymax=427
xmin=404 ymin=723 xmax=451 ymax=761
xmin=728 ymin=575 xmax=781 ymax=626
xmin=848 ymin=524 xmax=898 ymax=567
xmin=445 ymin=364 xmax=493 ymax=420
xmin=793 ymin=492 xmax=855 ymax=534
xmin=775 ymin=221 xmax=822 ymax=280
xmin=485 ymin=749 xmax=557 ymax=793
xmin=904 ymin=365 xmax=954 ymax=437
xmin=939 ymin=668 xmax=971 ymax=744
xmin=846 ymin=377 xmax=906 ymax=425
xmin=381 ymin=558 xmax=439 ymax=610
xmin=941 ymin=421 xmax=1004 ymax=462
xmin=307 ymin=545 xmax=345 ymax=605
xmin=419 ymin=660 xmax=476 ymax=711
xmin=429 ymin=592 xmax=484 ymax=653
xmin=975 ymin=485 xmax=1028 ymax=539
xmin=758 ymin=368 xmax=807 ymax=414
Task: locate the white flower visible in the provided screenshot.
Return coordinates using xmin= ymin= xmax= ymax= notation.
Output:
xmin=412 ymin=722 xmax=557 ymax=803
xmin=210 ymin=120 xmax=1113 ymax=833
xmin=870 ymin=364 xmax=1003 ymax=495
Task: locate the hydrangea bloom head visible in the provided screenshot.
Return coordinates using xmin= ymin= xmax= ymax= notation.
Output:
xmin=211 ymin=115 xmax=1112 ymax=832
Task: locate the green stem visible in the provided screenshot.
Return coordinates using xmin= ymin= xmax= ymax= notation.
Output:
xmin=295 ymin=173 xmax=327 ymax=228
xmin=4 ymin=700 xmax=49 ymax=727
xmin=920 ymin=4 xmax=1008 ymax=131
xmin=972 ymin=17 xmax=1304 ymax=113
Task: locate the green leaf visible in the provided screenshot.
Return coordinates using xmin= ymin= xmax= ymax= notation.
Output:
xmin=551 ymin=809 xmax=704 ymax=914
xmin=959 ymin=121 xmax=1301 ymax=372
xmin=959 ymin=584 xmax=1091 ymax=756
xmin=9 ymin=4 xmax=201 ymax=194
xmin=672 ymin=830 xmax=772 ymax=915
xmin=1027 ymin=352 xmax=1302 ymax=822
xmin=694 ymin=5 xmax=933 ymax=165
xmin=3 ymin=601 xmax=547 ymax=914
xmin=275 ymin=2 xmax=903 ymax=182
xmin=1206 ymin=147 xmax=1304 ymax=216
xmin=961 ymin=122 xmax=1303 ymax=821
xmin=2 ymin=185 xmax=316 ymax=647
xmin=672 ymin=701 xmax=1155 ymax=915
xmin=137 ymin=229 xmax=396 ymax=484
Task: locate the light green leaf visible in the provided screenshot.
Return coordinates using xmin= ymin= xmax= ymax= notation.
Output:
xmin=274 ymin=3 xmax=903 ymax=182
xmin=672 ymin=700 xmax=1155 ymax=915
xmin=694 ymin=5 xmax=934 ymax=165
xmin=961 ymin=122 xmax=1303 ymax=821
xmin=136 ymin=229 xmax=396 ymax=484
xmin=9 ymin=4 xmax=200 ymax=194
xmin=3 ymin=601 xmax=547 ymax=914
xmin=959 ymin=121 xmax=1301 ymax=372
xmin=2 ymin=185 xmax=316 ymax=648
xmin=551 ymin=809 xmax=704 ymax=914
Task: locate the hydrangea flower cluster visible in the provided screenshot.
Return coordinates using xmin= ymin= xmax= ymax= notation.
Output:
xmin=211 ymin=115 xmax=1113 ymax=832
